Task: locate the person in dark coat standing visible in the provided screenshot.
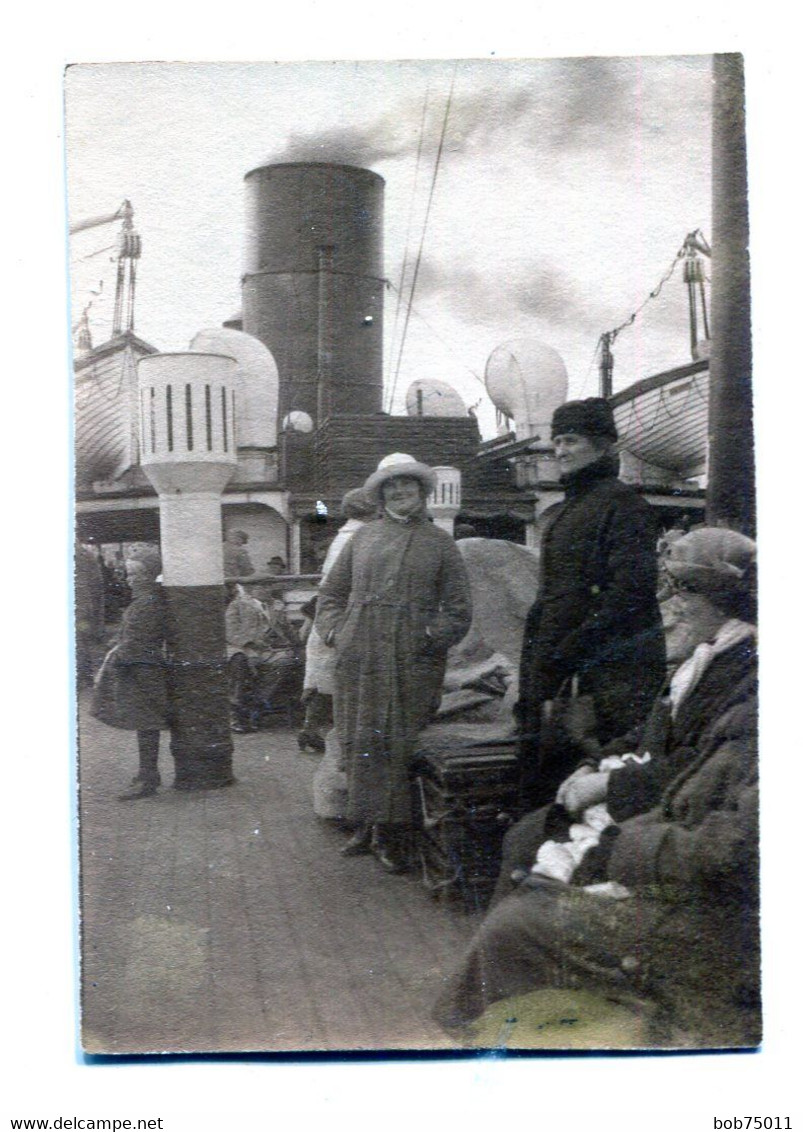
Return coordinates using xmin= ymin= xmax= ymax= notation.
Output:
xmin=516 ymin=397 xmax=665 ymax=811
xmin=316 ymin=453 xmax=473 ymax=872
xmin=90 ymin=547 xmax=171 ymax=800
xmin=433 ymin=528 xmax=760 ymax=1048
xmin=75 ymin=540 xmax=105 ymax=687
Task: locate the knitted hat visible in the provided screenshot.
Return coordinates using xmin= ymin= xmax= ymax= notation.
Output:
xmin=664 ymin=527 xmax=756 ymax=604
xmin=551 ymin=398 xmax=618 ymax=441
xmin=340 ymin=486 xmax=377 ymax=520
xmin=363 ymin=453 xmax=437 ymax=502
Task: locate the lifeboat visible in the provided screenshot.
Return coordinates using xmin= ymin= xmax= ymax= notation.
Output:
xmin=610 ymin=358 xmax=709 ymax=480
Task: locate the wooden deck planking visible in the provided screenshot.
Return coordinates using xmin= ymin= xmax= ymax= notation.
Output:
xmin=205 ymin=764 xmax=332 ymax=1051
xmin=231 ymin=737 xmax=469 ymax=1050
xmin=234 ymin=737 xmax=389 ymax=1050
xmin=326 ymin=859 xmax=468 ymax=1049
xmin=259 ymin=802 xmax=414 ymax=1050
xmin=203 ymin=812 xmax=273 ymax=1049
xmin=101 ymin=793 xmax=186 ymax=1052
xmin=79 ymin=703 xmax=480 ymax=1054
xmin=270 ymin=738 xmax=473 ymax=1048
xmin=80 ymin=715 xmax=160 ymax=1052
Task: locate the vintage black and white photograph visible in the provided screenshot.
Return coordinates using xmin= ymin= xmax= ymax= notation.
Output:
xmin=65 ymin=55 xmax=759 ymax=1056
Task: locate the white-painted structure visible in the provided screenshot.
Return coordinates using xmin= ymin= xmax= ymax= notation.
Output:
xmin=429 ymin=466 xmax=461 ymax=536
xmin=189 ymin=327 xmax=279 ymax=449
xmin=484 ymin=339 xmax=569 ymax=441
xmin=138 ymin=352 xmax=239 ymax=586
xmin=405 ymin=380 xmax=467 ymax=419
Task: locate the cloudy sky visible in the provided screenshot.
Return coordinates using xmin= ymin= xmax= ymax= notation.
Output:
xmin=65 ymin=57 xmax=712 ymax=438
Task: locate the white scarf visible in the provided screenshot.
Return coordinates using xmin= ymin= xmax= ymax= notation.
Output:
xmin=668 ymin=618 xmax=756 ymax=718
xmin=383 ymin=505 xmax=424 ymax=524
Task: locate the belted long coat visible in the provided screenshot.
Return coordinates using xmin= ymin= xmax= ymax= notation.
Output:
xmin=316 ymin=513 xmax=472 ymax=824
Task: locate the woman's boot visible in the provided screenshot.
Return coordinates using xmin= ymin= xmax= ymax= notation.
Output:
xmin=372 ymin=824 xmax=411 ymax=874
xmin=340 ymin=823 xmax=374 ymax=857
xmin=119 ymin=730 xmax=161 ymax=800
xmin=118 ymin=778 xmax=159 ymax=801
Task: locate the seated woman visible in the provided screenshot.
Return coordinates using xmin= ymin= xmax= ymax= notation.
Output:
xmin=492 ymin=530 xmax=756 ymax=905
xmin=226 ymin=584 xmax=302 ymax=731
xmin=252 ymin=586 xmax=304 ymax=721
xmin=226 ymin=584 xmax=268 ymax=732
xmin=433 ymin=527 xmax=759 ymax=1048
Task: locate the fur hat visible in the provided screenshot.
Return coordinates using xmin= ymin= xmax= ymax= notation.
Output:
xmin=551 ymin=398 xmax=618 ymax=441
xmin=664 ymin=527 xmax=756 ymax=605
xmin=363 ymin=453 xmax=437 ymax=502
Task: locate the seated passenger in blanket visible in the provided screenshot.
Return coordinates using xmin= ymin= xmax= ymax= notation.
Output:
xmin=434 ymin=528 xmax=760 ymax=1049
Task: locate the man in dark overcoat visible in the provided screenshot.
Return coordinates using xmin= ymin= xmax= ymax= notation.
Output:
xmin=517 ymin=397 xmax=665 ymax=811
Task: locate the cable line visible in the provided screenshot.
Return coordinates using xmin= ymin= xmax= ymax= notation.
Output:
xmin=387 ymin=64 xmax=458 ymax=414
xmin=587 ymin=228 xmax=710 ymax=396
xmin=386 ymin=86 xmax=431 ymax=411
xmin=72 ymin=242 xmax=117 ymax=263
xmin=385 ymin=280 xmax=486 ymax=391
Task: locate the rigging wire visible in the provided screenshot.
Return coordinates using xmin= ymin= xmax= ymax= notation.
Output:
xmin=385 ymin=280 xmax=486 ymax=391
xmin=387 ymin=63 xmax=458 ymax=414
xmin=577 ymin=337 xmax=603 ymax=398
xmin=583 ymin=228 xmax=710 ymax=397
xmin=72 ymin=242 xmax=117 ymax=263
xmin=606 ymin=240 xmax=687 ymax=347
xmin=385 ymin=87 xmax=431 ymax=412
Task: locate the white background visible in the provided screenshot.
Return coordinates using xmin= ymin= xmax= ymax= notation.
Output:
xmin=3 ymin=3 xmax=801 ymax=1130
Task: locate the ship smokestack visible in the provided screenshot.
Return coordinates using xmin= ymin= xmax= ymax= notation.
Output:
xmin=241 ymin=162 xmax=385 ymax=427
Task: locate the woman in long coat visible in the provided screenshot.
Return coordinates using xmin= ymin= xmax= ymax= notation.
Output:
xmin=316 ymin=453 xmax=473 ymax=871
xmin=91 ymin=547 xmax=170 ymax=799
xmin=517 ymin=397 xmax=666 ymax=811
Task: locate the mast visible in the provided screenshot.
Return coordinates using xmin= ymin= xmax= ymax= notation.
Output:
xmin=70 ymin=200 xmax=141 ymax=347
xmin=706 ymin=54 xmax=755 ymax=536
xmin=111 ymin=201 xmax=142 ymax=336
xmin=598 ymin=332 xmax=614 ymax=398
xmin=683 ymin=230 xmax=711 ymax=360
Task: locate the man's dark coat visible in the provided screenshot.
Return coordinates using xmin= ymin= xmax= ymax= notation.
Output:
xmin=518 ymin=454 xmax=665 ymax=807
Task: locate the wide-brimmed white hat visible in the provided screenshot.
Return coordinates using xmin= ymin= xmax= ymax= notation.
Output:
xmin=363 ymin=452 xmax=437 ymax=501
